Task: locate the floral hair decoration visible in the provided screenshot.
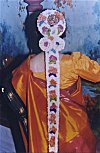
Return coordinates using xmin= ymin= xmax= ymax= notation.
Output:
xmin=37 ymin=9 xmax=66 ymax=152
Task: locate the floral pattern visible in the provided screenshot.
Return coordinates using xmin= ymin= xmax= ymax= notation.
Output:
xmin=47 ymin=14 xmax=59 ymax=26
xmin=39 ymin=37 xmax=52 ymax=51
xmin=49 ymin=79 xmax=57 ymax=88
xmin=49 ymin=126 xmax=57 ymax=134
xmin=49 ymin=113 xmax=56 ymax=124
xmin=49 ymin=90 xmax=57 ymax=101
xmin=38 ymin=10 xmax=65 ymax=152
xmin=49 ymin=136 xmax=55 ymax=147
xmin=37 ymin=9 xmax=66 ymax=37
xmin=49 ymin=55 xmax=57 ymax=64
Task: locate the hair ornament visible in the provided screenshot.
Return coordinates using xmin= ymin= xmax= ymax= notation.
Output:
xmin=37 ymin=9 xmax=66 ymax=152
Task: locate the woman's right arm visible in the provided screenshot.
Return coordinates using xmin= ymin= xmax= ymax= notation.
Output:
xmin=72 ymin=52 xmax=100 ymax=82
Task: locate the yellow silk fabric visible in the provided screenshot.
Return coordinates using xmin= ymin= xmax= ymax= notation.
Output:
xmin=12 ymin=52 xmax=100 ymax=152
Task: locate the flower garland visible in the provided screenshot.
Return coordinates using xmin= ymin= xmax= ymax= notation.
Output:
xmin=37 ymin=10 xmax=66 ymax=152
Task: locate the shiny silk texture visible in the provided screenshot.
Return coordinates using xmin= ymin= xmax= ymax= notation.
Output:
xmin=12 ymin=52 xmax=100 ymax=153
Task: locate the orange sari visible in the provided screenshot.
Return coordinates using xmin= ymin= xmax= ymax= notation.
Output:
xmin=12 ymin=52 xmax=100 ymax=153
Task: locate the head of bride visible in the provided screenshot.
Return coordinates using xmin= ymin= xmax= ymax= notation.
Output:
xmin=24 ymin=9 xmax=67 ymax=72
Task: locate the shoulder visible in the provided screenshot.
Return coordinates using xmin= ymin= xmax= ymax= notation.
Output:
xmin=71 ymin=51 xmax=82 ymax=59
xmin=30 ymin=52 xmax=44 ymax=66
xmin=71 ymin=51 xmax=90 ymax=61
xmin=30 ymin=52 xmax=45 ymax=72
xmin=62 ymin=51 xmax=81 ymax=61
